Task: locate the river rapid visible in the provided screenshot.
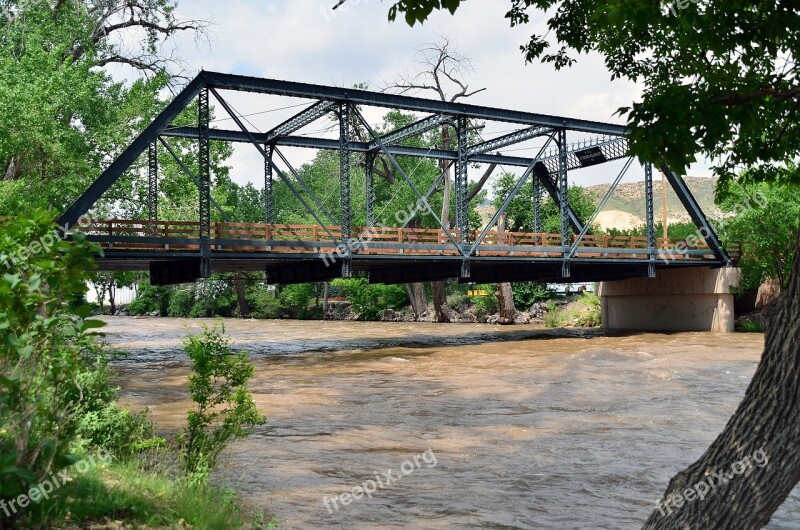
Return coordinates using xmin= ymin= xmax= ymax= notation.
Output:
xmin=101 ymin=317 xmax=800 ymax=529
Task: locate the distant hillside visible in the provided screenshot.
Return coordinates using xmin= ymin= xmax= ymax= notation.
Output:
xmin=586 ymin=176 xmax=721 ymax=228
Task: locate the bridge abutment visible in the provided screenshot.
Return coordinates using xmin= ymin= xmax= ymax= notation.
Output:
xmin=597 ymin=267 xmax=741 ymax=332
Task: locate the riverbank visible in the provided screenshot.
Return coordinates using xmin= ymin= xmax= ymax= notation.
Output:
xmin=101 ymin=317 xmax=800 ymax=528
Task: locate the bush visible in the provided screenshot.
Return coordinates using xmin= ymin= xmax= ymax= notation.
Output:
xmin=468 ymin=285 xmax=498 ymax=319
xmin=277 ymin=283 xmax=318 ymax=318
xmin=180 ymin=324 xmax=266 ymax=476
xmin=168 ymin=287 xmax=195 ymax=317
xmin=0 ymin=212 xmax=103 ymax=523
xmin=331 ymin=278 xmax=409 ymax=321
xmin=512 ymin=281 xmax=552 ymax=309
xmin=129 ymin=281 xmax=171 ymax=315
xmin=248 ymin=287 xmax=282 ymax=319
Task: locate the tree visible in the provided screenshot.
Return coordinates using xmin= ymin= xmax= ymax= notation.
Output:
xmin=719 ymin=175 xmax=800 ymax=291
xmin=0 ymin=0 xmax=208 ymax=214
xmin=386 ymin=37 xmax=494 ymax=322
xmin=365 ymin=0 xmax=800 ymax=526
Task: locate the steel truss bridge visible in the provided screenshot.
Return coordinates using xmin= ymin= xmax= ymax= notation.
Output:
xmin=59 ymin=71 xmax=734 ymax=286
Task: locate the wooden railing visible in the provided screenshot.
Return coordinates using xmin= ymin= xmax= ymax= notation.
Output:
xmin=73 ymin=219 xmax=737 ymax=262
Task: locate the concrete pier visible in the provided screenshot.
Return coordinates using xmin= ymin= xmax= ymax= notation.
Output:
xmin=598 ymin=267 xmax=741 ymax=332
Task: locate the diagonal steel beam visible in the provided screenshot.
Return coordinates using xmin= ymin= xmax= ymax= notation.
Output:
xmin=469 ymin=137 xmax=554 ymax=255
xmin=264 ymin=100 xmax=335 ymax=143
xmin=567 ymin=157 xmax=634 ymax=258
xmin=351 ymin=106 xmax=465 ymax=255
xmin=58 ymin=74 xmax=207 ymax=226
xmin=466 ymin=126 xmax=553 ymax=157
xmin=368 ymin=114 xmax=452 ymax=150
xmin=207 ymin=87 xmax=337 ymax=242
xmin=532 ymin=163 xmax=584 ymax=233
xmin=660 ymin=162 xmax=732 ymax=266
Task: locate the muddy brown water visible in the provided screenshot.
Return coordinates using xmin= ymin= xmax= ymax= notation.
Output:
xmin=102 ymin=317 xmax=800 ymax=529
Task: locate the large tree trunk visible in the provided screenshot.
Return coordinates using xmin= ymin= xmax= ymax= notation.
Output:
xmin=405 ymin=282 xmax=428 ymax=320
xmin=644 ymin=236 xmax=800 ymax=529
xmin=495 ymin=214 xmax=515 ymax=325
xmin=430 ymin=280 xmax=450 ymax=323
xmin=3 ymin=155 xmax=20 ymax=181
xmin=233 ymin=271 xmax=250 ymax=318
xmin=429 ymin=125 xmax=453 ymax=323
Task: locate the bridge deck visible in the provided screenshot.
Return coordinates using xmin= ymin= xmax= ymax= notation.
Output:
xmin=78 ymin=219 xmax=740 ymax=284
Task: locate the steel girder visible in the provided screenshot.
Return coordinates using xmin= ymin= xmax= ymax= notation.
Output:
xmin=265 ymin=144 xmax=274 ymax=223
xmin=466 ymin=125 xmax=553 ymax=157
xmin=645 ymin=162 xmax=656 ymax=277
xmin=339 ymin=103 xmax=353 ymax=277
xmin=264 ymin=100 xmax=335 ymax=142
xmin=660 ymin=163 xmax=732 ymax=266
xmin=369 ymin=113 xmax=451 ymax=150
xmin=365 ymin=151 xmax=376 ymax=227
xmin=202 ymin=71 xmax=627 ymax=135
xmin=557 ymin=129 xmax=570 ymax=277
xmin=198 ymin=87 xmax=211 ymax=277
xmin=147 ymin=141 xmax=158 ymax=224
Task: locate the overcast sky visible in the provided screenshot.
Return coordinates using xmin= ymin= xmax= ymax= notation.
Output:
xmin=128 ymin=0 xmax=712 ymax=192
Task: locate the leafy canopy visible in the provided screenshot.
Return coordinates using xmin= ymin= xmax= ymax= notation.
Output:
xmin=385 ymin=0 xmax=800 ymax=195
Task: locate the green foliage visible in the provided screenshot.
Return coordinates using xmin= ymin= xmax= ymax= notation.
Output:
xmin=738 ymin=320 xmax=764 ymax=333
xmin=180 ymin=324 xmax=266 ymax=476
xmin=575 ymin=291 xmax=601 ymax=327
xmin=331 ymin=278 xmax=409 ymax=321
xmin=512 ymin=281 xmax=552 ymax=309
xmin=491 ymin=173 xmax=596 ymax=233
xmin=542 ymin=300 xmax=567 ymax=328
xmin=168 ymin=287 xmax=195 ymax=317
xmin=387 ymin=1 xmax=800 ymax=190
xmin=718 ymin=179 xmax=800 ymax=290
xmin=0 ymin=212 xmax=101 ymax=517
xmin=276 ymin=283 xmax=320 ymax=319
xmin=468 ymin=284 xmax=498 ymax=319
xmin=23 ymin=456 xmax=270 ymax=530
xmin=129 ymin=281 xmax=171 ymax=316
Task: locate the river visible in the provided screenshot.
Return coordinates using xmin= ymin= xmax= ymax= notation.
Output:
xmin=101 ymin=317 xmax=800 ymax=529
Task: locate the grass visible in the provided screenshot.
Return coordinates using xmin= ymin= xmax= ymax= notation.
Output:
xmin=543 ymin=292 xmax=602 ymax=328
xmin=22 ymin=454 xmax=276 ymax=530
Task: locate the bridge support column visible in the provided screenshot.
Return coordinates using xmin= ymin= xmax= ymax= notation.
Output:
xmin=339 ymin=102 xmax=352 ymax=278
xmin=265 ymin=144 xmax=274 ymax=224
xmin=198 ymin=86 xmax=211 ymax=278
xmin=598 ymin=266 xmax=741 ymax=332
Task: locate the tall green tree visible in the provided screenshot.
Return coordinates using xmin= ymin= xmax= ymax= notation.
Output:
xmin=367 ymin=0 xmax=800 ymax=527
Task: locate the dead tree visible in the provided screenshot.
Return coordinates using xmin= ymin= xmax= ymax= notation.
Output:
xmin=386 ymin=37 xmax=486 ymax=323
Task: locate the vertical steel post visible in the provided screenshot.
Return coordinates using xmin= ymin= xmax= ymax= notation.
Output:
xmin=558 ymin=129 xmax=570 ymax=277
xmin=365 ymin=151 xmax=376 ymax=227
xmin=456 ymin=115 xmax=470 ymax=277
xmin=198 ymin=87 xmax=211 ymax=277
xmin=147 ymin=141 xmax=158 ymax=227
xmin=533 ymin=176 xmax=541 ymax=233
xmin=645 ymin=162 xmax=656 ymax=277
xmin=264 ymin=144 xmax=274 ymax=224
xmin=339 ymin=103 xmax=352 ymax=277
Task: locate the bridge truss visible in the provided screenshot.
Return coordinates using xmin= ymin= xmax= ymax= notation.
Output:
xmin=58 ymin=71 xmax=732 ymax=285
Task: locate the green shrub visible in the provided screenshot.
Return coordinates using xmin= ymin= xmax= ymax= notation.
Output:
xmin=179 ymin=324 xmax=266 ymax=476
xmin=512 ymin=281 xmax=552 ymax=308
xmin=331 ymin=278 xmax=409 ymax=320
xmin=0 ymin=212 xmax=102 ymax=523
xmin=129 ymin=281 xmax=171 ymax=315
xmin=168 ymin=287 xmax=195 ymax=317
xmin=468 ymin=284 xmax=498 ymax=319
xmin=738 ymin=320 xmax=763 ymax=333
xmin=248 ymin=287 xmax=282 ymax=319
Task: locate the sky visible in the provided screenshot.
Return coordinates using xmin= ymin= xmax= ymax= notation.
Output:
xmin=119 ymin=0 xmax=713 ymax=194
